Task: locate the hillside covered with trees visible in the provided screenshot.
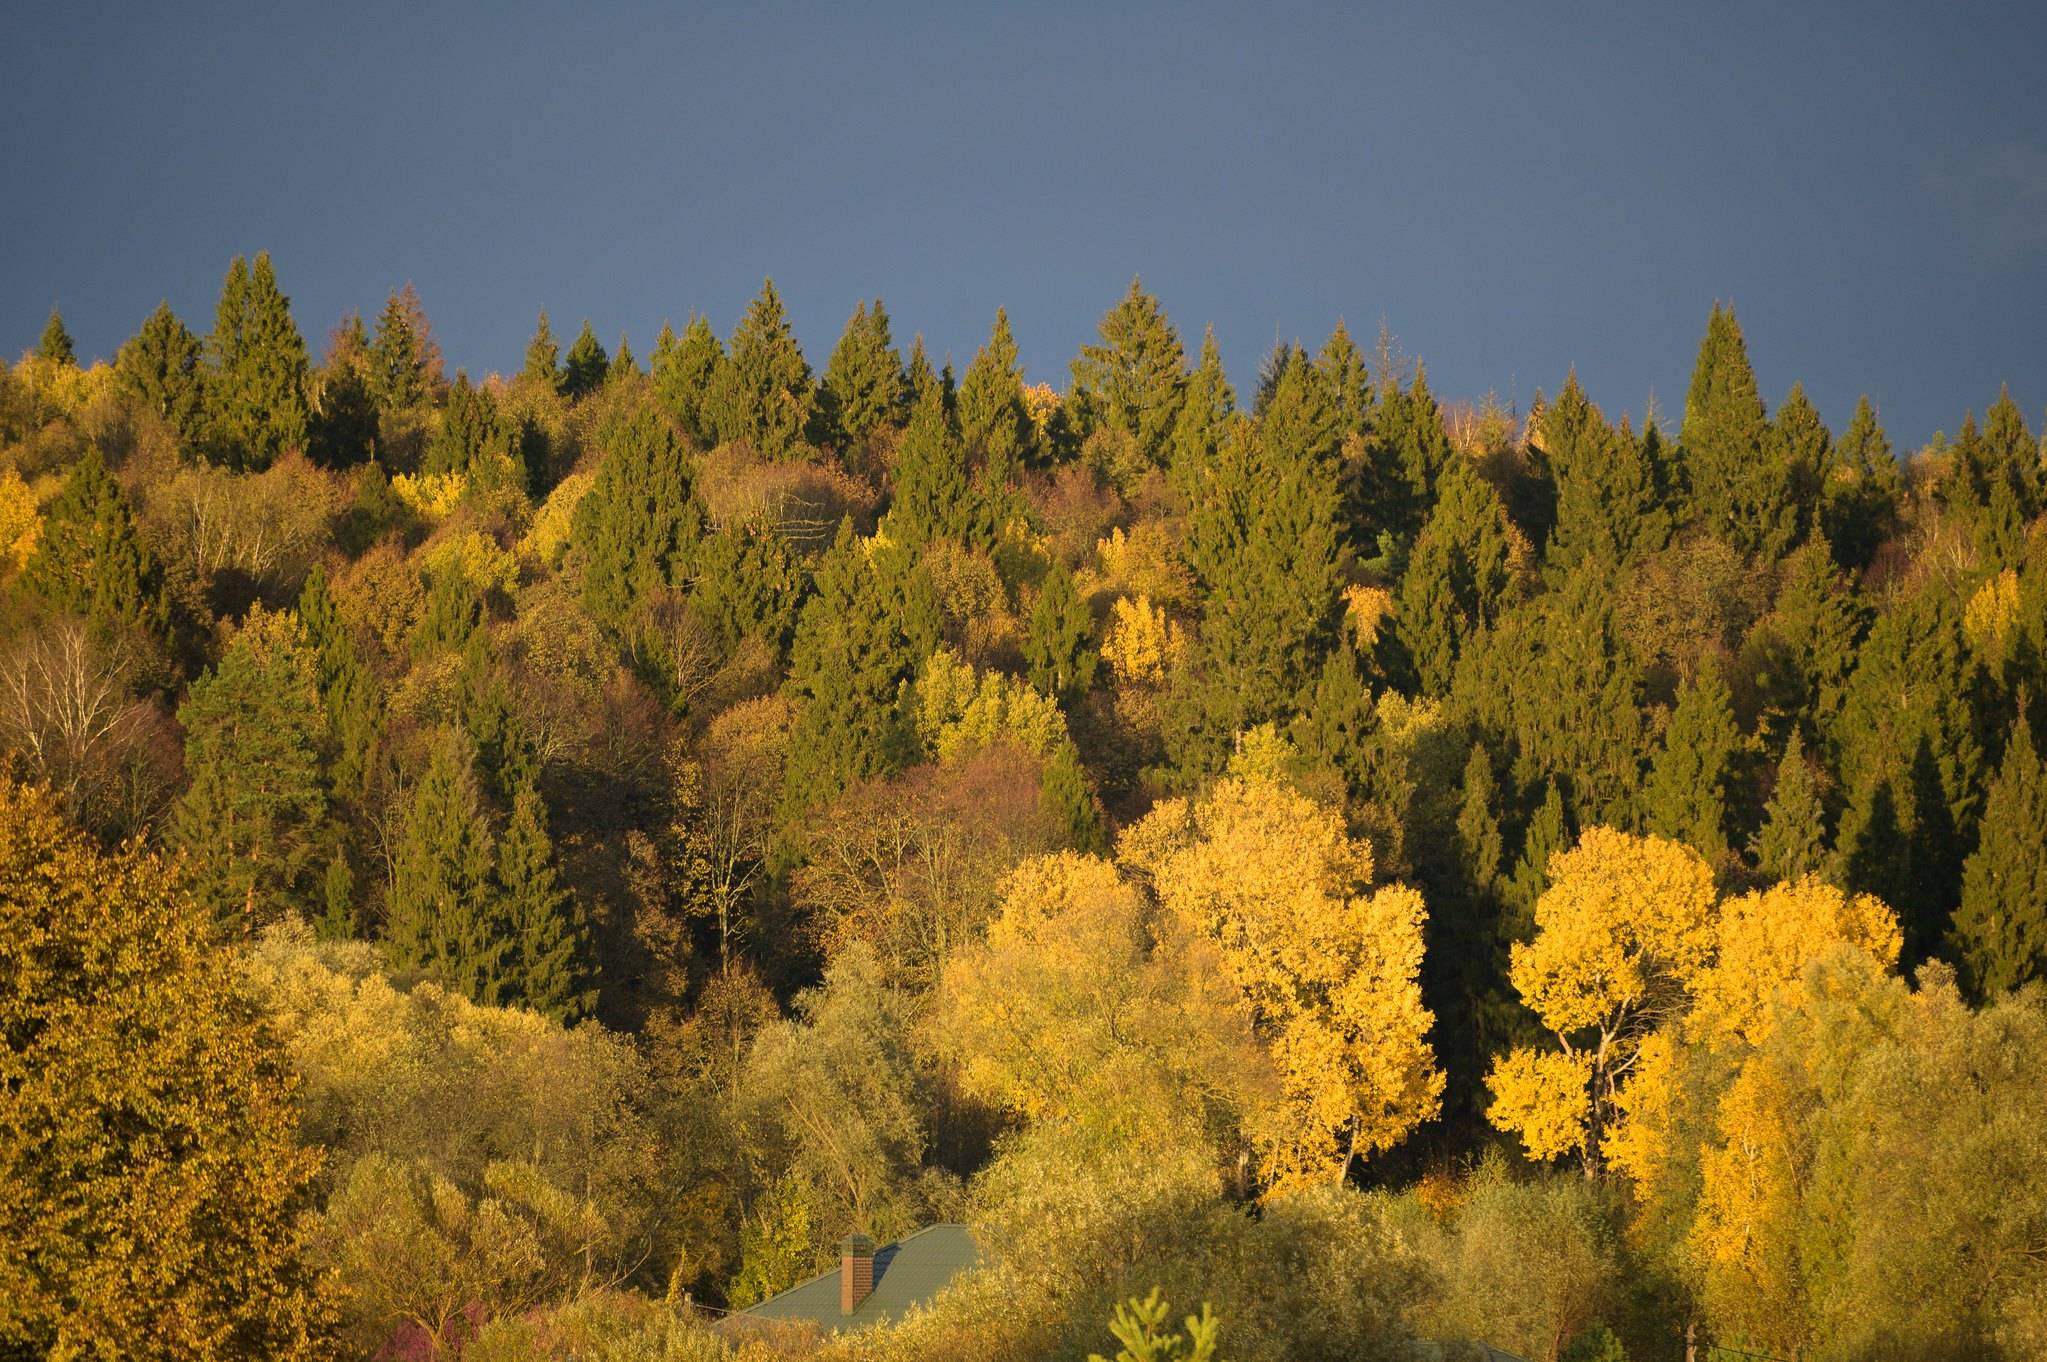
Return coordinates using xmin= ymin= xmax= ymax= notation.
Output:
xmin=4 ymin=263 xmax=2046 ymax=1362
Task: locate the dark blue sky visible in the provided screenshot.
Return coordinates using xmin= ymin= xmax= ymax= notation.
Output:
xmin=7 ymin=2 xmax=2044 ymax=449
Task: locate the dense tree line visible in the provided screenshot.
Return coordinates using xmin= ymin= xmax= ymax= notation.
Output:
xmin=3 ymin=262 xmax=2047 ymax=1360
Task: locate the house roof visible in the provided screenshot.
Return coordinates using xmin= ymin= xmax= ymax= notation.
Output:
xmin=742 ymin=1223 xmax=981 ymax=1333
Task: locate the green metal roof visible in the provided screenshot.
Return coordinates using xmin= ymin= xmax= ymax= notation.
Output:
xmin=742 ymin=1223 xmax=982 ymax=1333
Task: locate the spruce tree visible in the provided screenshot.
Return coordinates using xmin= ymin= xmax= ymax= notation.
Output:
xmin=1392 ymin=456 xmax=1513 ymax=694
xmin=20 ymin=449 xmax=170 ymax=645
xmin=522 ymin=310 xmax=562 ymax=391
xmin=203 ymin=252 xmax=309 ymax=470
xmin=1314 ymin=319 xmax=1372 ymax=435
xmin=1821 ymin=394 xmax=1901 ymax=570
xmin=456 ymin=634 xmax=540 ymax=808
xmin=1040 ymin=744 xmax=1106 ymax=854
xmin=422 ymin=371 xmax=502 ymax=477
xmin=782 ymin=521 xmax=939 ymax=814
xmin=906 ymin=335 xmax=941 ymax=410
xmin=1679 ymin=303 xmax=1790 ymax=557
xmin=1023 ymin=561 xmax=1097 ymax=708
xmin=1068 ymin=276 xmax=1186 ymax=471
xmin=1643 ymin=656 xmax=1741 ymax=865
xmin=1503 ymin=779 xmax=1569 ymax=937
xmin=817 ymin=300 xmax=906 ymax=455
xmin=1752 ymin=728 xmax=1829 ymax=883
xmin=114 ymin=301 xmax=205 ymax=448
xmin=886 ymin=387 xmax=983 ymax=549
xmin=609 ymin=332 xmax=638 ymax=383
xmin=170 ymin=611 xmax=327 ymax=932
xmin=368 ymin=287 xmax=431 ymax=413
xmin=687 ymin=519 xmax=806 ymax=659
xmin=36 ymin=307 xmax=75 ymax=365
xmin=298 ymin=563 xmax=380 ymax=797
xmin=705 ymin=278 xmax=815 ymax=459
xmin=1767 ymin=381 xmax=1831 ymax=539
xmin=1290 ymin=644 xmax=1383 ymax=804
xmin=319 ymin=851 xmax=357 ymax=941
xmin=497 ymin=782 xmax=594 ymax=1022
xmin=1542 ymin=369 xmax=1669 ymax=574
xmin=1168 ymin=326 xmax=1236 ymax=500
xmin=1755 ymin=536 xmax=1868 ymax=737
xmin=1949 ymin=713 xmax=2047 ymax=996
xmin=309 ymin=314 xmax=379 ymax=469
xmin=384 ymin=730 xmax=506 ymax=1005
xmin=652 ymin=312 xmax=726 ymax=447
xmin=571 ymin=404 xmax=706 ymax=626
xmin=560 ymin=320 xmax=609 ymax=400
xmin=956 ymin=307 xmax=1034 ymax=475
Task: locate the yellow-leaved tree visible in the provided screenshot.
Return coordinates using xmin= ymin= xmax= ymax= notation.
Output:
xmin=1125 ymin=776 xmax=1443 ymax=1191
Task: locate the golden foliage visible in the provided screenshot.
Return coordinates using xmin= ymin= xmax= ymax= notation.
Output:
xmin=1690 ymin=876 xmax=1901 ymax=1048
xmin=422 ymin=528 xmax=521 ymax=598
xmin=1963 ymin=566 xmax=2022 ymax=663
xmin=1485 ymin=1047 xmax=1595 ymax=1161
xmin=908 ymin=647 xmax=1069 ymax=763
xmin=1341 ymin=583 xmax=1395 ymax=650
xmin=0 ymin=465 xmax=38 ymax=575
xmin=1101 ymin=594 xmax=1186 ymax=688
xmin=390 ymin=469 xmax=469 ymax=520
xmin=518 ymin=468 xmax=594 ymax=567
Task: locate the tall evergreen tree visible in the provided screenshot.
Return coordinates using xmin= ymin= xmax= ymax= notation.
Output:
xmin=1643 ymin=655 xmax=1741 ymax=865
xmin=1364 ymin=363 xmax=1453 ymax=544
xmin=1969 ymin=385 xmax=2044 ymax=516
xmin=1541 ymin=369 xmax=1670 ymax=574
xmin=1820 ymin=394 xmax=1901 ymax=570
xmin=36 ymin=307 xmax=75 ymax=365
xmin=1767 ymin=381 xmax=1831 ymax=538
xmin=1168 ymin=326 xmax=1236 ymax=499
xmin=1503 ymin=778 xmax=1570 ymax=937
xmin=956 ymin=307 xmax=1034 ymax=475
xmin=570 ymin=405 xmax=706 ymax=626
xmin=297 ymin=563 xmax=380 ymax=797
xmin=560 ymin=320 xmax=609 ymax=400
xmin=650 ymin=312 xmax=726 ymax=448
xmin=20 ymin=449 xmax=170 ymax=646
xmin=1752 ymin=728 xmax=1829 ymax=883
xmin=308 ymin=313 xmax=378 ymax=468
xmin=367 ymin=287 xmax=431 ymax=413
xmin=816 ymin=299 xmax=906 ymax=455
xmin=885 ymin=387 xmax=984 ymax=549
xmin=203 ymin=252 xmax=309 ymax=470
xmin=1068 ymin=276 xmax=1186 ymax=471
xmin=1391 ymin=456 xmax=1513 ymax=693
xmin=1678 ymin=303 xmax=1791 ymax=557
xmin=1753 ymin=536 xmax=1868 ymax=739
xmin=1948 ymin=713 xmax=2047 ymax=996
xmin=384 ymin=730 xmax=506 ymax=1005
xmin=170 ymin=611 xmax=327 ymax=933
xmin=705 ymin=278 xmax=815 ymax=459
xmin=522 ymin=310 xmax=562 ymax=391
xmin=422 ymin=371 xmax=507 ymax=478
xmin=1314 ymin=319 xmax=1372 ymax=435
xmin=609 ymin=332 xmax=638 ymax=383
xmin=1290 ymin=644 xmax=1383 ymax=804
xmin=1023 ymin=561 xmax=1097 ymax=709
xmin=497 ymin=782 xmax=594 ymax=1022
xmin=113 ymin=301 xmax=205 ymax=448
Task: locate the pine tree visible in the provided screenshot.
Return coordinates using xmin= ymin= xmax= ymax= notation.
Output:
xmin=1949 ymin=713 xmax=2047 ymax=996
xmin=1392 ymin=456 xmax=1513 ymax=693
xmin=114 ymin=301 xmax=205 ymax=448
xmin=1970 ymin=385 xmax=2044 ymax=516
xmin=1314 ymin=319 xmax=1372 ymax=435
xmin=782 ymin=522 xmax=939 ymax=814
xmin=1752 ymin=728 xmax=1829 ymax=883
xmin=497 ymin=782 xmax=594 ymax=1022
xmin=384 ymin=730 xmax=506 ymax=1005
xmin=308 ymin=313 xmax=378 ymax=468
xmin=817 ymin=299 xmax=906 ymax=455
xmin=651 ymin=312 xmax=726 ymax=448
xmin=170 ymin=611 xmax=327 ymax=933
xmin=1023 ymin=561 xmax=1097 ymax=708
xmin=705 ymin=278 xmax=815 ymax=459
xmin=1290 ymin=644 xmax=1383 ymax=803
xmin=421 ymin=371 xmax=505 ymax=478
xmin=298 ymin=563 xmax=380 ymax=796
xmin=906 ymin=335 xmax=941 ymax=410
xmin=1168 ymin=325 xmax=1236 ymax=499
xmin=885 ymin=387 xmax=983 ymax=549
xmin=1068 ymin=276 xmax=1186 ymax=471
xmin=571 ymin=404 xmax=706 ymax=626
xmin=609 ymin=332 xmax=638 ymax=383
xmin=1678 ymin=303 xmax=1790 ymax=556
xmin=203 ymin=252 xmax=310 ymax=470
xmin=20 ymin=450 xmax=170 ymax=645
xmin=36 ymin=307 xmax=75 ymax=365
xmin=1754 ymin=536 xmax=1868 ymax=737
xmin=956 ymin=307 xmax=1034 ymax=475
xmin=368 ymin=287 xmax=431 ymax=412
xmin=1821 ymin=395 xmax=1901 ymax=570
xmin=1767 ymin=381 xmax=1831 ymax=539
xmin=522 ymin=310 xmax=562 ymax=391
xmin=560 ymin=320 xmax=609 ymax=400
xmin=687 ymin=519 xmax=806 ymax=660
xmin=1541 ymin=369 xmax=1669 ymax=574
xmin=1643 ymin=656 xmax=1741 ymax=865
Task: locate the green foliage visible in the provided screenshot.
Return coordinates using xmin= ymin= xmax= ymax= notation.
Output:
xmin=1504 ymin=778 xmax=1569 ymax=934
xmin=1024 ymin=560 xmax=1098 ymax=708
xmin=1542 ymin=370 xmax=1669 ymax=573
xmin=571 ymin=404 xmax=706 ymax=626
xmin=20 ymin=447 xmax=171 ymax=646
xmin=35 ymin=306 xmax=75 ymax=365
xmin=385 ymin=730 xmax=507 ymax=1004
xmin=424 ymin=370 xmax=507 ymax=478
xmin=1314 ymin=319 xmax=1372 ymax=435
xmin=651 ymin=312 xmax=725 ymax=448
xmin=0 ymin=782 xmax=329 ymax=1359
xmin=705 ymin=277 xmax=814 ymax=459
xmin=727 ymin=1173 xmax=815 ymax=1309
xmin=1821 ymin=395 xmax=1901 ymax=570
xmin=1169 ymin=326 xmax=1236 ymax=499
xmin=888 ymin=386 xmax=988 ymax=549
xmin=608 ymin=331 xmax=637 ymax=383
xmin=369 ymin=285 xmax=433 ymax=413
xmin=1679 ymin=303 xmax=1792 ymax=558
xmin=817 ymin=298 xmax=906 ymax=455
xmin=115 ymin=300 xmax=206 ymax=447
xmin=559 ymin=319 xmax=609 ymax=400
xmin=521 ymin=310 xmax=561 ymax=391
xmin=1752 ymin=728 xmax=1829 ymax=883
xmin=1070 ymin=276 xmax=1186 ymax=472
xmin=1949 ymin=713 xmax=2047 ymax=996
xmin=203 ymin=252 xmax=310 ymax=469
xmin=958 ymin=306 xmax=1035 ymax=475
xmin=1393 ymin=456 xmax=1513 ymax=693
xmin=1642 ymin=656 xmax=1740 ymax=865
xmin=497 ymin=782 xmax=595 ymax=1022
xmin=1370 ymin=363 xmax=1454 ymax=543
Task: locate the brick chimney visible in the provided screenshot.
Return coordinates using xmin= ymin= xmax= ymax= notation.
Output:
xmin=839 ymin=1233 xmax=876 ymax=1314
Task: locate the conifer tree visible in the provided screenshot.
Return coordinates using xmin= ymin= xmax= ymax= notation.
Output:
xmin=705 ymin=278 xmax=815 ymax=459
xmin=522 ymin=309 xmax=562 ymax=391
xmin=1392 ymin=456 xmax=1513 ymax=693
xmin=384 ymin=730 xmax=505 ymax=1005
xmin=905 ymin=334 xmax=941 ymax=411
xmin=412 ymin=561 xmax=485 ymax=658
xmin=456 ymin=635 xmax=540 ymax=808
xmin=956 ymin=307 xmax=1034 ymax=475
xmin=170 ymin=611 xmax=327 ymax=932
xmin=1949 ymin=713 xmax=2047 ymax=996
xmin=885 ymin=387 xmax=983 ymax=549
xmin=114 ymin=301 xmax=205 ymax=448
xmin=1752 ymin=728 xmax=1829 ymax=883
xmin=421 ymin=370 xmax=506 ymax=478
xmin=1821 ymin=394 xmax=1901 ymax=570
xmin=1755 ymin=536 xmax=1868 ymax=737
xmin=497 ymin=781 xmax=594 ymax=1022
xmin=1971 ymin=385 xmax=2043 ymax=515
xmin=1257 ymin=344 xmax=1345 ymax=484
xmin=782 ymin=522 xmax=939 ymax=814
xmin=560 ymin=320 xmax=608 ymax=400
xmin=298 ymin=563 xmax=380 ymax=796
xmin=36 ymin=307 xmax=75 ymax=365
xmin=571 ymin=404 xmax=706 ymax=626
xmin=20 ymin=449 xmax=170 ymax=646
xmin=1360 ymin=363 xmax=1453 ymax=544
xmin=688 ymin=519 xmax=806 ymax=660
xmin=1767 ymin=381 xmax=1831 ymax=535
xmin=1290 ymin=644 xmax=1383 ymax=803
xmin=308 ymin=314 xmax=378 ymax=469
xmin=368 ymin=287 xmax=431 ymax=413
xmin=203 ymin=252 xmax=309 ymax=470
xmin=1168 ymin=325 xmax=1236 ymax=499
xmin=609 ymin=332 xmax=638 ymax=383
xmin=1023 ymin=561 xmax=1097 ymax=708
xmin=1455 ymin=742 xmax=1506 ymax=904
xmin=1503 ymin=779 xmax=1569 ymax=937
xmin=1679 ymin=303 xmax=1791 ymax=557
xmin=1643 ymin=656 xmax=1741 ymax=865
xmin=1039 ymin=744 xmax=1106 ymax=854
xmin=1068 ymin=276 xmax=1186 ymax=470
xmin=817 ymin=300 xmax=906 ymax=454
xmin=651 ymin=312 xmax=725 ymax=447
xmin=319 ymin=850 xmax=356 ymax=941
xmin=1315 ymin=319 xmax=1372 ymax=434
xmin=1541 ymin=370 xmax=1669 ymax=574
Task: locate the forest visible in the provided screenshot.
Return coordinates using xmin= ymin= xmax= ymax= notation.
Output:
xmin=2 ymin=260 xmax=2045 ymax=1362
